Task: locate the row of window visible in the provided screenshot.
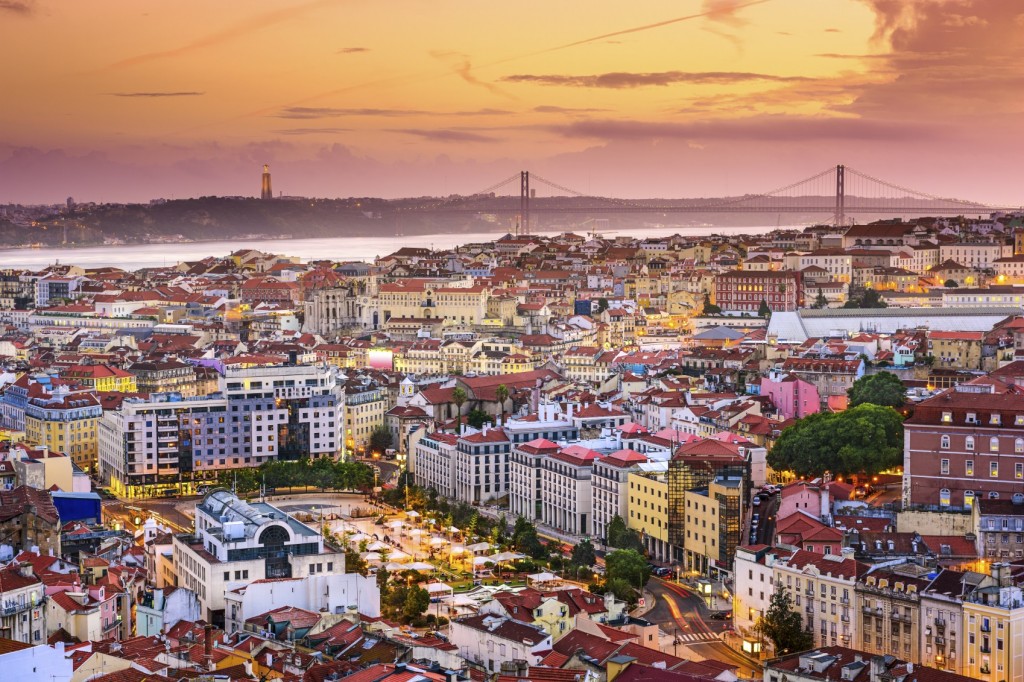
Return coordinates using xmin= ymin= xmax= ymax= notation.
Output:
xmin=939 ymin=434 xmax=1024 ymax=452
xmin=939 ymin=458 xmax=1024 ymax=478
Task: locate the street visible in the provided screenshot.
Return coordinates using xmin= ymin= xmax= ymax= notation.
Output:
xmin=645 ymin=578 xmax=762 ymax=678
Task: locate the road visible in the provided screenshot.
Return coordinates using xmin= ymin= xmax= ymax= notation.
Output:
xmin=646 ymin=578 xmax=762 ymax=678
xmin=750 ymin=493 xmax=780 ymax=546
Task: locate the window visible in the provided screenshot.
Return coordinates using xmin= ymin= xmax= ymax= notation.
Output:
xmin=966 ymin=460 xmax=974 ymax=476
xmin=941 ymin=435 xmax=950 ymax=449
xmin=991 ymin=461 xmax=1000 ymax=478
xmin=965 ymin=490 xmax=976 ymax=508
xmin=1017 ymin=463 xmax=1024 ymax=480
xmin=991 ymin=414 xmax=1002 ymax=425
xmin=940 ymin=459 xmax=950 ymax=475
xmin=1016 ymin=439 xmax=1024 ymax=454
xmin=967 ymin=412 xmax=977 ymax=424
xmin=942 ymin=411 xmax=953 ymax=423
xmin=966 ymin=436 xmax=975 ymax=451
xmin=990 ymin=437 xmax=1000 ymax=452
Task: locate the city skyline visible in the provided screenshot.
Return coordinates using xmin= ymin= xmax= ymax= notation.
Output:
xmin=1 ymin=0 xmax=1021 ymax=205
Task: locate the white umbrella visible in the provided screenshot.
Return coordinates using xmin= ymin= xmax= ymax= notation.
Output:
xmin=425 ymin=582 xmax=452 ymax=594
xmin=449 ymin=545 xmax=467 ymax=555
xmin=388 ymin=549 xmax=410 ymax=560
xmin=367 ymin=541 xmax=390 ymax=551
xmin=472 ymin=556 xmax=494 ymax=566
xmin=490 ymin=551 xmax=526 ymax=562
xmin=347 ymin=533 xmax=371 ymax=544
xmin=408 ymin=561 xmax=435 ymax=571
xmin=362 ymin=552 xmax=382 ymax=562
xmin=384 ymin=562 xmax=406 ymax=571
xmin=448 ymin=526 xmax=460 ymax=534
xmin=409 ymin=528 xmax=425 ymax=537
xmin=429 ymin=537 xmax=448 ymax=547
xmin=406 ymin=510 xmax=421 ymax=518
xmin=386 ymin=520 xmax=404 ymax=529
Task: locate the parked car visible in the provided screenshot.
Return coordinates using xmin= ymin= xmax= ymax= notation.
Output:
xmin=709 ymin=611 xmax=733 ymax=620
xmin=654 ymin=567 xmax=672 ymax=577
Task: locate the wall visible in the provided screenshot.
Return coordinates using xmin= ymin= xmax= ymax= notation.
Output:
xmin=895 ymin=509 xmax=973 ymax=536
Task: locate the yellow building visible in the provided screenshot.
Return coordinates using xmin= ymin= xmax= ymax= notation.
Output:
xmin=61 ymin=364 xmax=137 ymax=393
xmin=376 ymin=279 xmax=492 ymax=326
xmin=928 ymin=331 xmax=985 ymax=371
xmin=24 ymin=392 xmax=103 ymax=472
xmin=627 ymin=464 xmax=670 ymax=563
xmin=681 ymin=478 xmax=743 ymax=578
xmin=345 ymin=386 xmax=387 ymax=456
xmin=961 ymin=564 xmax=1024 ymax=682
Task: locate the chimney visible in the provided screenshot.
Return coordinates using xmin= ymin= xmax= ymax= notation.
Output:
xmin=869 ymin=655 xmax=887 ymax=682
xmin=265 ymin=652 xmax=274 ymax=667
xmin=906 ymin=663 xmax=913 ymax=674
xmin=243 ymin=660 xmax=254 ymax=678
xmin=204 ymin=623 xmax=214 ymax=670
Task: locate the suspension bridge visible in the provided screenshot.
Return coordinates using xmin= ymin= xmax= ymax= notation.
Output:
xmin=399 ymin=164 xmax=1018 ymax=232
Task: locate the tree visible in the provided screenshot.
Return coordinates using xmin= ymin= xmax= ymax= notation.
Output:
xmin=512 ymin=516 xmax=546 ymax=559
xmin=451 ymin=387 xmax=468 ymax=432
xmin=848 ymin=372 xmax=907 ymax=409
xmin=767 ymin=403 xmax=904 ymax=478
xmin=495 ymin=384 xmax=510 ymax=425
xmin=604 ymin=549 xmax=650 ymax=603
xmin=756 ymin=583 xmax=814 ymax=655
xmin=701 ymin=293 xmax=721 ymax=316
xmin=466 ymin=408 xmax=490 ymax=429
xmin=606 ymin=515 xmax=645 ymax=553
xmin=369 ymin=425 xmax=393 ymax=455
xmin=570 ymin=538 xmax=596 ymax=569
xmin=861 ymin=288 xmax=887 ymax=308
xmin=376 ymin=566 xmax=390 ymax=593
xmin=813 ymin=288 xmax=828 ymax=309
xmin=944 ymin=279 xmax=959 ymax=288
xmin=345 ymin=547 xmax=368 ymax=576
xmin=758 ymin=298 xmax=771 ymax=318
xmin=595 ymin=297 xmax=610 ymax=314
xmin=216 ymin=467 xmax=259 ymax=495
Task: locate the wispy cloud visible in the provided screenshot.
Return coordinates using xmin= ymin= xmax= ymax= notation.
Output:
xmin=431 ymin=51 xmax=516 ymax=100
xmin=108 ymin=91 xmax=205 ymax=98
xmin=534 ymin=105 xmax=609 ymax=114
xmin=544 ymin=116 xmax=935 ymax=142
xmin=278 ymin=107 xmax=428 ymax=119
xmin=273 ymin=127 xmax=351 ymax=135
xmin=392 ymin=129 xmax=498 ymax=143
xmin=336 ymin=47 xmax=369 ymax=54
xmin=98 ymin=0 xmax=339 ymax=72
xmin=276 ymin=106 xmax=514 ymax=119
xmin=0 ymin=0 xmax=33 ymax=15
xmin=502 ymin=71 xmax=808 ymax=88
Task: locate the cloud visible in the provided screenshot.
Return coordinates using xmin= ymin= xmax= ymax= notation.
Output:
xmin=0 ymin=0 xmax=32 ymax=15
xmin=703 ymin=0 xmax=756 ymax=27
xmin=430 ymin=51 xmax=516 ymax=99
xmin=277 ymin=107 xmax=428 ymax=119
xmin=533 ymin=105 xmax=610 ymax=114
xmin=824 ymin=27 xmax=841 ymax=32
xmin=538 ymin=0 xmax=771 ymax=53
xmin=544 ymin=116 xmax=935 ymax=142
xmin=502 ymin=70 xmax=809 ymax=88
xmin=108 ymin=91 xmax=205 ymax=98
xmin=98 ymin=0 xmax=340 ymax=72
xmin=273 ymin=127 xmax=351 ymax=136
xmin=276 ymin=106 xmax=514 ymax=119
xmin=392 ymin=129 xmax=498 ymax=143
xmin=336 ymin=47 xmax=369 ymax=54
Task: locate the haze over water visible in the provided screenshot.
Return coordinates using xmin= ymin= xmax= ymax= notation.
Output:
xmin=0 ymin=225 xmax=776 ymax=271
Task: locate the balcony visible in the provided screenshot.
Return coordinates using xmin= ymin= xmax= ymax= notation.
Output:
xmin=891 ymin=612 xmax=903 ymax=622
xmin=936 ymin=637 xmax=945 ymax=645
xmin=981 ymin=623 xmax=991 ymax=633
xmin=840 ymin=597 xmax=849 ymax=605
xmin=805 ymin=604 xmax=814 ymax=614
xmin=862 ymin=605 xmax=874 ymax=614
xmin=841 ymin=615 xmax=850 ymax=623
xmin=805 ymin=588 xmax=815 ymax=596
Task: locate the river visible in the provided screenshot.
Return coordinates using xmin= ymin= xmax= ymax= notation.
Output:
xmin=0 ymin=224 xmax=776 ymax=271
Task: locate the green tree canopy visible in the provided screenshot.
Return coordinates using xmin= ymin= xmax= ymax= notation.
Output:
xmin=606 ymin=515 xmax=645 ymax=552
xmin=766 ymin=403 xmax=904 ymax=478
xmin=758 ymin=299 xmax=771 ymax=318
xmin=701 ymin=293 xmax=721 ymax=316
xmin=756 ymin=583 xmax=814 ymax=655
xmin=452 ymin=387 xmax=468 ymax=430
xmin=604 ymin=549 xmax=650 ymax=602
xmin=944 ymin=279 xmax=958 ymax=288
xmin=848 ymin=372 xmax=907 ymax=408
xmin=570 ymin=538 xmax=596 ymax=569
xmin=466 ymin=408 xmax=491 ymax=429
xmin=813 ymin=288 xmax=828 ymax=309
xmin=511 ymin=515 xmax=547 ymax=559
xmin=369 ymin=424 xmax=394 ymax=455
xmin=596 ymin=297 xmax=610 ymax=314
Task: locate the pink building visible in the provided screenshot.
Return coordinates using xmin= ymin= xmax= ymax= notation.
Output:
xmin=759 ymin=371 xmax=820 ymax=420
xmin=777 ymin=478 xmax=853 ymax=523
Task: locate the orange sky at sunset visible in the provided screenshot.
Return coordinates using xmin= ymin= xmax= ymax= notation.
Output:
xmin=1 ymin=0 xmax=1021 ymax=205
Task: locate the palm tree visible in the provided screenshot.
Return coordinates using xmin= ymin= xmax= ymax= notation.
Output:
xmin=452 ymin=387 xmax=468 ymax=433
xmin=495 ymin=384 xmax=510 ymax=425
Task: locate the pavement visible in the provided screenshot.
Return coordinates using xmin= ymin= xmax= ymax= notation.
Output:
xmin=645 ymin=577 xmax=762 ymax=678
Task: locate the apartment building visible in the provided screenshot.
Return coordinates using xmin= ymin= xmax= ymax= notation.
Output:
xmin=172 ymin=490 xmax=346 ymax=628
xmin=344 ymin=384 xmax=387 ymax=455
xmin=592 ymin=448 xmax=649 ymax=547
xmin=412 ymin=432 xmax=460 ymax=501
xmin=24 ymin=391 xmax=102 ymax=472
xmin=509 ymin=438 xmax=561 ymax=522
xmin=773 ymin=550 xmax=867 ymax=651
xmin=939 ymin=241 xmax=1013 ymax=271
xmin=626 ymin=461 xmax=670 ymax=562
xmin=454 ymin=427 xmax=511 ymax=505
xmin=960 ymin=563 xmax=1024 ymax=682
xmin=902 ymin=383 xmax=1024 ymax=509
xmin=129 ymin=359 xmax=199 ymax=397
xmin=855 ymin=568 xmax=930 ymax=663
xmin=714 ymin=270 xmax=802 ymax=313
xmin=539 ymin=444 xmax=599 ymax=537
xmin=779 ymin=358 xmax=865 ymax=403
xmin=973 ymin=497 xmax=1024 ymax=561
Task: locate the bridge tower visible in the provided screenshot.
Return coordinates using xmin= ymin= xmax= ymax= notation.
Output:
xmin=519 ymin=170 xmax=530 ymax=235
xmin=834 ymin=164 xmax=845 ymax=226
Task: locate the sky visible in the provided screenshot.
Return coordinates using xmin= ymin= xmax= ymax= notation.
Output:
xmin=1 ymin=0 xmax=1021 ymax=205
